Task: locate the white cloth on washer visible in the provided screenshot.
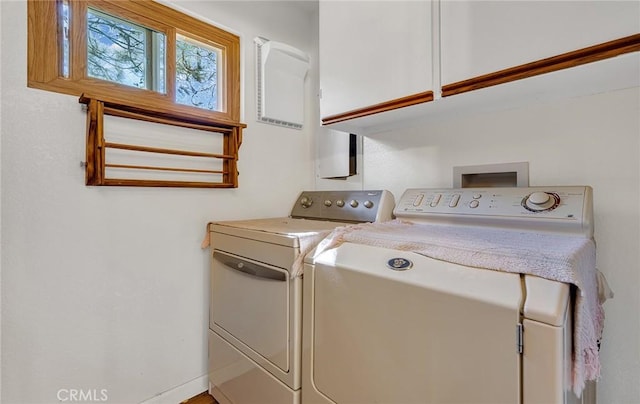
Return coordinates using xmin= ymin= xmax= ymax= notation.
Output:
xmin=291 ymin=231 xmax=333 ymax=278
xmin=313 ymin=219 xmax=608 ymax=397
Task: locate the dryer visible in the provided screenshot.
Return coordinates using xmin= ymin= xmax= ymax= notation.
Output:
xmin=207 ymin=190 xmax=394 ymax=404
xmin=302 ymin=186 xmax=603 ymax=404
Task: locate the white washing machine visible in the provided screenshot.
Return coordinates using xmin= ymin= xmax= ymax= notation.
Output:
xmin=303 ymin=186 xmax=603 ymax=404
xmin=207 ymin=190 xmax=394 ymax=404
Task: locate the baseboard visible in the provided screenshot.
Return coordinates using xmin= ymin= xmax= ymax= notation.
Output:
xmin=140 ymin=375 xmax=208 ymax=404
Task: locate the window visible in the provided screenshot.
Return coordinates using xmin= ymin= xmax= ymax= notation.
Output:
xmin=85 ymin=7 xmax=166 ymax=93
xmin=28 ymin=0 xmax=241 ymax=124
xmin=175 ymin=34 xmax=222 ymax=111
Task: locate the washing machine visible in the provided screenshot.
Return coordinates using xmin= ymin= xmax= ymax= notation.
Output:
xmin=303 ymin=186 xmax=603 ymax=404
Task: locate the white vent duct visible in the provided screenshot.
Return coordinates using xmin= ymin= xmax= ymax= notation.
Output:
xmin=255 ymin=37 xmax=310 ymax=129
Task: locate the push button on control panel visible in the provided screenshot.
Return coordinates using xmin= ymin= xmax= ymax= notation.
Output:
xmin=413 ymin=194 xmax=425 ymax=207
xmin=469 ymin=200 xmax=480 ymax=208
xmin=430 ymin=194 xmax=442 ymax=207
xmin=449 ymin=194 xmax=461 ymax=207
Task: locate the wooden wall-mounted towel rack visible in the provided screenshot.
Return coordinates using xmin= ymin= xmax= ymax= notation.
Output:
xmin=80 ymin=94 xmax=245 ymax=188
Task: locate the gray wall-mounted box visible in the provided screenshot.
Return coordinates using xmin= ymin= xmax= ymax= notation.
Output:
xmin=453 ymin=162 xmax=529 ymax=188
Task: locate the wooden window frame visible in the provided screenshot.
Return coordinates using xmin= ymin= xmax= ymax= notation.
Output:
xmin=28 ymin=0 xmax=242 ymax=126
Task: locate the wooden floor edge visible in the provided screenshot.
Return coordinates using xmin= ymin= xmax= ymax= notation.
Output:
xmin=181 ymin=391 xmax=216 ymax=404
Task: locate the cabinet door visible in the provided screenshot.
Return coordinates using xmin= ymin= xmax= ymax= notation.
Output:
xmin=319 ymin=0 xmax=432 ymax=119
xmin=441 ymin=1 xmax=640 ymax=85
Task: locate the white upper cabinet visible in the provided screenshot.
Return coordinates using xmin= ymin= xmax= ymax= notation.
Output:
xmin=319 ymin=0 xmax=433 ymax=119
xmin=317 ymin=0 xmax=639 ymax=134
xmin=441 ymin=0 xmax=640 ymax=85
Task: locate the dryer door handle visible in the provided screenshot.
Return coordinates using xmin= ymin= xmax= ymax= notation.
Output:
xmin=214 ymin=252 xmax=286 ymax=282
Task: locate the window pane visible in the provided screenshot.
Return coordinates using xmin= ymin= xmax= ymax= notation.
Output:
xmin=60 ymin=0 xmax=70 ymax=78
xmin=86 ymin=8 xmax=166 ymax=92
xmin=153 ymin=32 xmax=166 ymax=94
xmin=176 ymin=35 xmax=222 ymax=111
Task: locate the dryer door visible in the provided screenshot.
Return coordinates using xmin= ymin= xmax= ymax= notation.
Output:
xmin=211 ymin=250 xmax=290 ymax=372
xmin=310 ymin=243 xmax=523 ymax=404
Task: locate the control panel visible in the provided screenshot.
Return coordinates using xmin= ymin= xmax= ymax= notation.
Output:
xmin=394 ymin=187 xmax=593 ymax=237
xmin=291 ymin=190 xmax=395 ymax=223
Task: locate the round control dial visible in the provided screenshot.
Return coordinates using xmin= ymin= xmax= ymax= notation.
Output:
xmin=336 ymin=200 xmax=345 ymax=208
xmin=522 ymin=192 xmax=560 ymax=212
xmin=300 ymin=196 xmax=313 ymax=208
xmin=363 ymin=200 xmax=374 ymax=209
xmin=350 ymin=200 xmax=359 ymax=208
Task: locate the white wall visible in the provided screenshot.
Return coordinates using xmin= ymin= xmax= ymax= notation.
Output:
xmin=361 ymin=87 xmax=640 ymax=403
xmin=0 ymin=1 xmax=318 ymax=403
xmin=0 ymin=0 xmax=3 ymax=398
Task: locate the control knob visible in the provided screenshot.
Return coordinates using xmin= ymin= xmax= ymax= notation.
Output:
xmin=300 ymin=196 xmax=313 ymax=208
xmin=350 ymin=200 xmax=359 ymax=208
xmin=336 ymin=199 xmax=345 ymax=208
xmin=363 ymin=200 xmax=374 ymax=209
xmin=523 ymin=192 xmax=560 ymax=212
xmin=324 ymin=200 xmax=332 ymax=207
